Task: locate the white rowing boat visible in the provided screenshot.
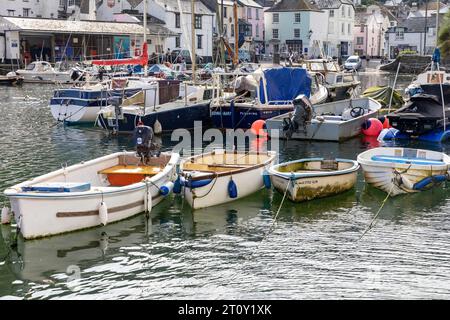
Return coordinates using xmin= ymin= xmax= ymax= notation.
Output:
xmin=179 ymin=149 xmax=277 ymax=209
xmin=269 ymin=158 xmax=359 ymax=202
xmin=357 ymin=147 xmax=450 ymax=196
xmin=4 ymin=124 xmax=179 ymax=239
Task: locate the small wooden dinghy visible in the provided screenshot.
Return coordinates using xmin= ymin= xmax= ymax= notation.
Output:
xmin=4 ymin=125 xmax=180 ymax=239
xmin=179 ymin=149 xmax=277 ymax=209
xmin=269 ymin=158 xmax=359 ymax=202
xmin=4 ymin=152 xmax=179 ymax=239
xmin=358 ymin=147 xmax=450 ymax=196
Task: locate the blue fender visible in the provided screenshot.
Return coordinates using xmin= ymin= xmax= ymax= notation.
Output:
xmin=160 ymin=182 xmax=174 ymax=196
xmin=263 ymin=170 xmax=272 ymax=189
xmin=413 ymin=175 xmax=448 ymax=190
xmin=228 ymin=179 xmax=238 ymax=199
xmin=173 ymin=176 xmax=182 ymax=194
xmin=181 ymin=177 xmax=214 ymax=189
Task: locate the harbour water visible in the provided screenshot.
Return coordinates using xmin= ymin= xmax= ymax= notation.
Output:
xmin=2 ymin=70 xmax=450 ymax=299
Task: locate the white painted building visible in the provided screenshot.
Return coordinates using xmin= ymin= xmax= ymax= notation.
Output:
xmin=385 ymin=16 xmax=439 ymax=58
xmin=264 ymin=0 xmax=327 ymax=57
xmin=315 ymin=0 xmax=355 ymax=58
xmin=0 ymin=0 xmax=60 ymax=18
xmin=96 ymin=0 xmax=215 ymax=60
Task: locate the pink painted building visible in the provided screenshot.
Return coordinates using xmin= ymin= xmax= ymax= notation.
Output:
xmin=238 ymin=0 xmax=265 ymax=49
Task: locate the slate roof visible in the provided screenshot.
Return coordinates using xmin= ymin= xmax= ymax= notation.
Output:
xmin=387 ymin=17 xmax=438 ymax=33
xmin=265 ymin=0 xmax=321 ymax=12
xmin=314 ymin=0 xmax=354 ymax=10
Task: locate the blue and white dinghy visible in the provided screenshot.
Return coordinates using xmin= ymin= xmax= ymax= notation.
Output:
xmin=269 ymin=158 xmax=360 ymax=202
xmin=357 ymin=147 xmax=450 ymax=196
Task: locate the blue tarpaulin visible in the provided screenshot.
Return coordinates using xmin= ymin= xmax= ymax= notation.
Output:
xmin=259 ymin=67 xmax=311 ymax=104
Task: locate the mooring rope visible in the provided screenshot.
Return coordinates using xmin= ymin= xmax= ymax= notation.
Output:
xmin=358 ymin=181 xmax=395 ymax=242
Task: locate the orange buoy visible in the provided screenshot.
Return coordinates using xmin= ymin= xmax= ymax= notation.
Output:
xmin=362 ymin=118 xmax=383 ymax=136
xmin=250 ymin=120 xmax=267 ymax=137
xmin=378 ymin=116 xmax=391 ymax=129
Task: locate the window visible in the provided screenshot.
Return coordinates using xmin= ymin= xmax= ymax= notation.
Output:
xmin=175 ymin=13 xmax=180 ymax=28
xmin=348 ymin=23 xmax=351 ymax=35
xmin=360 ymin=25 xmax=364 ymax=32
xmin=194 ymin=15 xmax=202 ymax=29
xmin=357 ymin=37 xmax=364 ymax=45
xmin=342 ymin=6 xmax=345 ymax=17
xmin=295 ymin=13 xmax=301 ymax=23
xmin=7 ymin=10 xmax=15 ymax=16
xmin=372 ymin=37 xmax=374 ymax=45
xmin=247 ymin=7 xmax=252 ymax=19
xmin=256 ymin=9 xmax=259 ymax=20
xmin=255 ymin=24 xmax=259 ymax=38
xmin=223 ymin=7 xmax=227 ymax=18
xmin=273 ymin=13 xmax=279 ymax=23
xmin=23 ymin=8 xmax=30 ymax=17
xmin=294 ymin=29 xmax=300 ymax=38
xmin=273 ymin=29 xmax=279 ymax=39
xmin=395 ymin=29 xmax=404 ymax=40
xmin=197 ymin=35 xmax=202 ymax=49
xmin=348 ymin=7 xmax=351 ymax=17
xmin=342 ymin=23 xmax=345 ymax=34
xmin=329 ymin=10 xmax=334 ymax=17
xmin=175 ymin=36 xmax=181 ymax=48
xmin=230 ymin=25 xmax=233 ymax=37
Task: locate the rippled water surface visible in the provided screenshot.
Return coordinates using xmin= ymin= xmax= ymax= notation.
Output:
xmin=2 ymin=71 xmax=450 ymax=299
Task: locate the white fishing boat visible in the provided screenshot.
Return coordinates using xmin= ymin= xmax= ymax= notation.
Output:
xmin=266 ymin=96 xmax=382 ymax=141
xmin=179 ymin=149 xmax=277 ymax=209
xmin=7 ymin=61 xmax=78 ymax=84
xmin=4 ymin=126 xmax=179 ymax=239
xmin=357 ymin=147 xmax=450 ymax=196
xmin=269 ymin=158 xmax=360 ymax=202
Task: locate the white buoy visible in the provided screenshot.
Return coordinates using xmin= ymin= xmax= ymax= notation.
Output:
xmin=99 ymin=202 xmax=108 ymax=226
xmin=1 ymin=206 xmax=11 ymax=225
xmin=154 ymin=119 xmax=162 ymax=135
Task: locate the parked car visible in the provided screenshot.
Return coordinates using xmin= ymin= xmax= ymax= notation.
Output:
xmin=170 ymin=49 xmax=203 ymax=65
xmin=344 ymin=55 xmax=362 ymax=70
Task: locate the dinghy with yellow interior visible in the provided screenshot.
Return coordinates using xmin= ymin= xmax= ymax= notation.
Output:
xmin=4 ymin=125 xmax=179 ymax=239
xmin=357 ymin=147 xmax=450 ymax=196
xmin=178 ymin=149 xmax=277 ymax=209
xmin=269 ymin=158 xmax=360 ymax=202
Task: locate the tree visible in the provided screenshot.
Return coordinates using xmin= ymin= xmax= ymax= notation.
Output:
xmin=438 ymin=11 xmax=450 ymax=58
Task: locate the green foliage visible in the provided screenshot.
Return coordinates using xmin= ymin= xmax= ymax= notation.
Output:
xmin=399 ymin=49 xmax=418 ymax=55
xmin=438 ymin=11 xmax=450 ymax=58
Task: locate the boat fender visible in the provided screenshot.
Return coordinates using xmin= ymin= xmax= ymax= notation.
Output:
xmin=146 ymin=190 xmax=153 ymax=212
xmin=173 ymin=176 xmax=182 ymax=194
xmin=362 ymin=118 xmax=383 ymax=136
xmin=413 ymin=175 xmax=448 ymax=191
xmin=160 ymin=182 xmax=174 ymax=196
xmin=263 ymin=170 xmax=272 ymax=189
xmin=228 ymin=179 xmax=238 ymax=199
xmin=1 ymin=206 xmax=11 ymax=225
xmin=99 ymin=202 xmax=108 ymax=226
xmin=154 ymin=120 xmax=163 ymax=135
xmin=378 ymin=128 xmax=399 ymax=141
xmin=181 ymin=177 xmax=214 ymax=189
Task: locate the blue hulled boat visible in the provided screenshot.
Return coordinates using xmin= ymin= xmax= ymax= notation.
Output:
xmin=210 ymin=67 xmax=312 ymax=129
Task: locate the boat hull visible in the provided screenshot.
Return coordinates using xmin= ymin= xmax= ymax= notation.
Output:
xmin=50 ymin=88 xmax=143 ymax=123
xmin=98 ymin=101 xmax=212 ymax=133
xmin=358 ymin=148 xmax=450 ymax=196
xmin=266 ymin=98 xmax=381 ymax=141
xmin=211 ymin=104 xmax=293 ymax=129
xmin=5 ymin=152 xmax=179 ymax=239
xmin=271 ymin=171 xmax=357 ymax=202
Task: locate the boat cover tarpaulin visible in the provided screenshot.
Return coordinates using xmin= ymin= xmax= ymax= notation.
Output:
xmin=259 ymin=67 xmax=311 ymax=104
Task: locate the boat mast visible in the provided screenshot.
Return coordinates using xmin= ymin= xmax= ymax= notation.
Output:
xmin=233 ymin=0 xmax=239 ymax=67
xmin=143 ymin=0 xmax=148 ymax=77
xmin=424 ymin=0 xmax=428 ymax=54
xmin=191 ymin=0 xmax=197 ymax=83
xmin=436 ymin=0 xmax=440 ymax=46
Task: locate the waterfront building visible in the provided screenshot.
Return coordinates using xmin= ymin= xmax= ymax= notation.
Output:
xmin=264 ymin=0 xmax=327 ymax=58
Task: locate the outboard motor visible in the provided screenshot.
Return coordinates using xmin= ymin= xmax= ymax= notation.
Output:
xmin=133 ymin=122 xmax=158 ymax=162
xmin=282 ymin=94 xmax=313 ymax=138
